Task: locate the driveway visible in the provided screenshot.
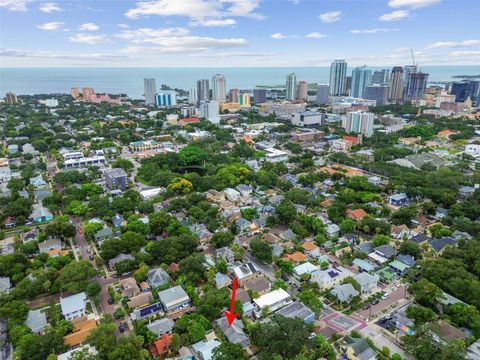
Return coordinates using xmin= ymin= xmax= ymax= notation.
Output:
xmin=356 ymin=285 xmax=408 ymax=320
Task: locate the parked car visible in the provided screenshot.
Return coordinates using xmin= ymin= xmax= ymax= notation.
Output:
xmin=381 ymin=292 xmax=390 ymax=300
xmin=108 ymin=298 xmax=114 ymax=305
xmin=371 ymin=299 xmax=379 ymax=305
xmin=119 ymin=324 xmax=125 ymax=333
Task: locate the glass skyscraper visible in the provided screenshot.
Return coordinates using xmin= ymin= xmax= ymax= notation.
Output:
xmin=350 ymin=66 xmax=372 ymax=98
xmin=329 ymin=59 xmax=347 ymax=96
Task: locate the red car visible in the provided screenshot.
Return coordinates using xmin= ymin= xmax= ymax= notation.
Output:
xmin=77 ymin=228 xmax=83 ymax=235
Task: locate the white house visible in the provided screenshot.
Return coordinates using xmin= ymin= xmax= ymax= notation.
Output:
xmin=310 ymin=266 xmax=353 ymax=290
xmin=60 ymin=292 xmax=87 ymax=321
xmin=253 ymin=289 xmax=292 ymax=317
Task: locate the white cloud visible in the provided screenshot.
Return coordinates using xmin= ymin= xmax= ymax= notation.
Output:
xmin=0 ymin=0 xmax=31 ymax=11
xmin=450 ymin=51 xmax=480 ymax=57
xmin=79 ymin=23 xmax=99 ymax=31
xmin=125 ymin=0 xmax=263 ymax=20
xmin=37 ymin=22 xmax=65 ymax=31
xmin=69 ymin=33 xmax=111 ymax=44
xmin=117 ymin=24 xmax=130 ymax=29
xmin=270 ymin=33 xmax=290 ymax=39
xmin=306 ymin=32 xmax=326 ymax=39
xmin=388 ymin=0 xmax=441 ymax=8
xmin=426 ymin=39 xmax=480 ymax=49
xmin=291 ymin=0 xmax=300 ymax=4
xmin=350 ymin=28 xmax=399 ymax=34
xmin=116 ymin=27 xmax=247 ymax=52
xmin=39 ymin=2 xmax=62 ymax=12
xmin=379 ymin=10 xmax=409 ymax=21
xmin=319 ymin=11 xmax=341 ymax=23
xmin=0 ymin=47 xmax=127 ymax=61
xmin=189 ymin=18 xmax=236 ymax=27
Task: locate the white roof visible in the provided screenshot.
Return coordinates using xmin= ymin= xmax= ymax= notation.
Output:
xmin=57 ymin=345 xmax=98 ymax=360
xmin=60 ymin=292 xmax=86 ymax=316
xmin=253 ymin=289 xmax=291 ymax=309
xmin=368 ymin=252 xmax=388 ymax=264
xmin=293 ymin=262 xmax=318 ymax=276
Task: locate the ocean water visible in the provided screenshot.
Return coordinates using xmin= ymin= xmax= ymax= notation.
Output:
xmin=1 ymin=66 xmax=479 ymax=99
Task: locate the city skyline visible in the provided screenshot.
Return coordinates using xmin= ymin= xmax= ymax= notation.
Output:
xmin=1 ymin=0 xmax=480 ymax=67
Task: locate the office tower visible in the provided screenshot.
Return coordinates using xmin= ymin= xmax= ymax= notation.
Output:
xmin=297 ymin=81 xmax=308 ymax=100
xmin=329 ymin=59 xmax=347 ymax=96
xmin=196 ymin=79 xmax=210 ymax=103
xmin=372 ymin=69 xmax=390 ymax=85
xmin=229 ymin=88 xmax=240 ymax=103
xmin=200 ymin=101 xmax=220 ymax=123
xmin=344 ymin=111 xmax=374 ymax=137
xmin=286 ymin=73 xmax=297 ymax=100
xmin=155 ymin=90 xmax=177 ymax=107
xmin=253 ymin=88 xmax=267 ymax=103
xmin=71 ymin=87 xmax=80 ymax=99
xmin=345 ymin=76 xmax=352 ymax=95
xmin=143 ymin=78 xmax=157 ymax=105
xmin=449 ymin=80 xmax=480 ymax=104
xmin=239 ymin=93 xmax=250 ymax=107
xmin=5 ymin=92 xmax=18 ymax=104
xmin=350 ymin=66 xmax=372 ymax=98
xmin=388 ymin=67 xmax=404 ymax=102
xmin=212 ymin=74 xmax=226 ymax=102
xmin=315 ymin=84 xmax=330 ymax=104
xmin=402 ymin=65 xmax=417 ymax=93
xmin=189 ymin=88 xmax=197 ymax=105
xmin=404 ymin=72 xmax=428 ymax=101
xmin=364 ymin=85 xmax=389 ymax=106
xmin=82 ymin=87 xmax=95 ymax=98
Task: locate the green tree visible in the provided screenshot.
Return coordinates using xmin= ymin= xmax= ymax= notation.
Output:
xmin=250 ymin=238 xmax=273 ymax=263
xmin=408 ymin=278 xmax=444 ymax=308
xmin=372 ymin=234 xmax=390 ymax=247
xmin=298 ymin=290 xmax=323 ymax=312
xmin=210 ymin=231 xmax=234 ymax=248
xmin=56 ymin=260 xmax=96 ymax=293
xmin=212 ymin=342 xmax=249 ymax=360
xmin=406 ymin=305 xmax=437 ymax=326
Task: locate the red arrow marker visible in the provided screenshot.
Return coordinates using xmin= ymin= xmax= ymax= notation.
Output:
xmin=224 ymin=277 xmax=239 ymax=326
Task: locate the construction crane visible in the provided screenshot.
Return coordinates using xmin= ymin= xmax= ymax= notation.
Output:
xmin=410 ymin=48 xmax=416 ymax=67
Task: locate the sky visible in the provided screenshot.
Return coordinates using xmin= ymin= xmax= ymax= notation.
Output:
xmin=0 ymin=0 xmax=479 ymax=67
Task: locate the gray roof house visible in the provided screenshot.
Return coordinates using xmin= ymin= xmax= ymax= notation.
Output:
xmin=215 ymin=272 xmax=232 ymax=289
xmin=428 ymin=237 xmax=458 ymax=252
xmin=108 ymin=253 xmax=135 ymax=269
xmin=343 ymin=336 xmax=376 ymax=360
xmin=147 ymin=267 xmax=171 ymax=288
xmin=215 ymin=247 xmax=235 ymax=263
xmin=326 ymin=224 xmax=340 ymax=238
xmin=275 ymin=301 xmax=316 ymax=323
xmin=354 ymin=272 xmax=379 ymax=296
xmin=374 ymin=244 xmax=396 ymax=259
xmin=94 ymin=227 xmax=113 ymax=244
xmin=38 ymin=239 xmax=62 ymax=254
xmin=190 ymin=339 xmax=220 ymax=360
xmin=25 ymin=309 xmax=48 ymax=334
xmin=331 ymin=283 xmax=359 ymax=303
xmin=157 ymin=285 xmax=191 ymax=313
xmin=215 ymin=317 xmax=249 ymax=347
xmin=146 ymin=318 xmax=174 ymax=339
xmin=60 ymin=292 xmax=87 ymax=321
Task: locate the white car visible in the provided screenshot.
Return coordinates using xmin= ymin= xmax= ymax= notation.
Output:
xmin=381 ymin=292 xmax=390 ymax=300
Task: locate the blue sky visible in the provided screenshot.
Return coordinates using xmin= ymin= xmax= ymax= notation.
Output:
xmin=1 ymin=0 xmax=479 ymax=67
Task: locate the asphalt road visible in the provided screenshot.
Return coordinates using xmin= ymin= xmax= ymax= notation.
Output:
xmin=356 ymin=284 xmax=408 ymax=320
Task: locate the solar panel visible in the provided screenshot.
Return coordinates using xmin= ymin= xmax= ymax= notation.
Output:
xmin=139 ymin=302 xmax=163 ymax=317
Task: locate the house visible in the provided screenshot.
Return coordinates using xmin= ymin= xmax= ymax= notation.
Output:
xmin=279 ymin=229 xmax=296 ymax=242
xmin=276 ymin=301 xmax=316 ymax=323
xmin=433 ymin=207 xmax=448 ymax=220
xmin=24 ymin=309 xmax=47 ymax=334
xmin=215 ymin=317 xmax=249 ymax=347
xmin=354 ymin=272 xmax=379 ymax=296
xmin=389 ymin=260 xmax=411 ymax=275
xmin=432 ymin=319 xmax=466 ymax=343
xmin=282 ymin=251 xmax=308 ymax=264
xmin=310 ymin=266 xmax=354 ymax=290
xmin=391 ymin=224 xmax=411 ymax=239
xmin=2 ymin=216 xmax=16 ymax=229
xmin=356 ymin=241 xmax=374 ymax=254
xmin=397 ymin=254 xmax=416 ymax=267
xmin=206 ymin=189 xmax=225 ymax=203
xmin=29 ymin=176 xmax=47 ymax=188
xmin=131 ymin=302 xmax=164 ymax=321
xmin=293 ymin=262 xmax=318 ymax=277
xmin=112 ymin=213 xmax=125 ymax=228
xmin=244 ymin=275 xmax=271 ymax=295
xmin=215 ymin=247 xmax=235 ymax=263
xmin=428 ymin=237 xmax=457 ymax=253
xmin=224 ymin=188 xmax=241 ymax=202
xmin=147 ymin=268 xmax=171 ymax=288
xmin=38 ymin=239 xmax=61 ymax=254
xmin=108 ymin=253 xmax=135 ymax=270
xmin=60 ymin=292 xmax=87 ymax=321
xmin=149 ymin=333 xmax=173 ymax=358
xmin=63 ymin=318 xmax=98 ymax=347
xmin=302 ymin=241 xmax=320 ymax=258
xmin=235 ymin=218 xmax=252 ymax=234
xmin=157 ymin=285 xmax=191 ymax=313
xmin=410 ymin=234 xmax=431 ymax=245
xmin=253 ymin=289 xmax=292 ymax=317
xmin=352 ymin=258 xmax=376 ymax=273
xmin=128 ymin=292 xmax=153 ymax=309
xmin=190 ymin=339 xmax=220 ymax=360
xmin=388 ymin=193 xmax=408 ymax=206
xmin=146 ymin=318 xmax=175 ymax=339
xmin=30 ymin=203 xmax=53 ymax=223
xmin=94 ymin=227 xmax=113 ymax=244
xmin=326 ymin=224 xmax=340 ymax=238
xmin=215 ymin=272 xmax=232 ymax=289
xmin=467 ymin=338 xmax=480 ymax=360
xmin=236 ymin=184 xmax=253 ymax=197
xmin=342 ymin=336 xmax=376 ymax=360
xmin=118 ymin=277 xmax=140 ymax=298
xmin=0 ymin=277 xmax=11 ymax=293
xmin=332 ymin=283 xmax=359 ymax=303
xmin=452 ymin=230 xmax=472 ymax=241
xmin=57 ymin=345 xmax=98 ymax=360
xmin=104 ymin=168 xmax=128 ymax=191
xmin=233 ymin=262 xmax=260 ymax=286
xmin=369 ymin=244 xmax=396 ymax=264
xmin=346 ymin=208 xmax=368 ymax=220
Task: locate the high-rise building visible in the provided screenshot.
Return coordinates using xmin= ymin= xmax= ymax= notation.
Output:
xmin=143 ymin=78 xmax=157 ymax=105
xmin=196 ymin=79 xmax=210 ymax=103
xmin=364 ymin=85 xmax=389 ymax=106
xmin=82 ymin=87 xmax=95 ymax=98
xmin=189 ymin=88 xmax=197 ymax=105
xmin=350 ymin=66 xmax=372 ymax=98
xmin=253 ymin=89 xmax=267 ymax=103
xmin=212 ymin=74 xmax=226 ymax=102
xmin=5 ymin=92 xmax=18 ymax=104
xmin=388 ymin=67 xmax=404 ymax=103
xmin=449 ymin=80 xmax=480 ymax=104
xmin=329 ymin=59 xmax=348 ymax=96
xmin=345 ymin=76 xmax=352 ymax=95
xmin=200 ymin=101 xmax=220 ymax=123
xmin=286 ymin=73 xmax=297 ymax=100
xmin=402 ymin=65 xmax=417 ymax=94
xmin=404 ymin=72 xmax=428 ymax=102
xmin=315 ymin=84 xmax=330 ymax=104
xmin=372 ymin=69 xmax=390 ymax=85
xmin=297 ymin=81 xmax=308 ymax=100
xmin=155 ymin=91 xmax=177 ymax=107
xmin=344 ymin=111 xmax=374 ymax=137
xmin=229 ymin=88 xmax=240 ymax=103
xmin=71 ymin=87 xmax=80 ymax=99
xmin=239 ymin=93 xmax=251 ymax=107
